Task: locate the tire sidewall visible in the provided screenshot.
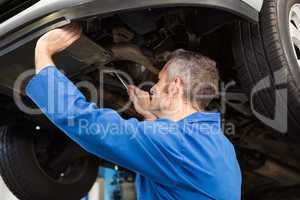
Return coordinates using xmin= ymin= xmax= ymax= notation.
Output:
xmin=277 ymin=0 xmax=300 ymax=87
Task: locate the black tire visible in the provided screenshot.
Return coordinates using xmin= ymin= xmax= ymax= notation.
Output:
xmin=233 ymin=0 xmax=300 ymax=139
xmin=0 ymin=125 xmax=99 ymax=200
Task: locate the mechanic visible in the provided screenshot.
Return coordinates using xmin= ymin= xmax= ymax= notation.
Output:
xmin=26 ymin=24 xmax=242 ymax=200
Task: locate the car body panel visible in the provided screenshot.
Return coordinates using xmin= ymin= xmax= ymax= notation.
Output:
xmin=0 ymin=0 xmax=259 ymax=55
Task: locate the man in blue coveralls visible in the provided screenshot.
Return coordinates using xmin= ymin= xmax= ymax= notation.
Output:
xmin=26 ymin=24 xmax=241 ymax=199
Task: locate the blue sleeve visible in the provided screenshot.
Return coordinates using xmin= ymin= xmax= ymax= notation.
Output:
xmin=25 ymin=66 xmax=183 ymax=185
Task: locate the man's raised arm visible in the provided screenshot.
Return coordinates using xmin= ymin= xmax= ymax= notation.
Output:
xmin=26 ymin=24 xmax=183 ymax=186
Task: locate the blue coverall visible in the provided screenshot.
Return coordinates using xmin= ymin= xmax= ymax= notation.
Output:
xmin=26 ymin=66 xmax=242 ymax=200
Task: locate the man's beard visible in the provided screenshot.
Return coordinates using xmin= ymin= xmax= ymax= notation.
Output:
xmin=149 ymin=95 xmax=169 ymax=116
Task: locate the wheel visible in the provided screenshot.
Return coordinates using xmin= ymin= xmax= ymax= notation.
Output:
xmin=233 ymin=0 xmax=300 ymax=139
xmin=0 ymin=124 xmax=99 ymax=200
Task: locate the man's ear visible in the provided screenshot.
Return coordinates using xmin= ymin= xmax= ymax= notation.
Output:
xmin=168 ymin=77 xmax=182 ymax=96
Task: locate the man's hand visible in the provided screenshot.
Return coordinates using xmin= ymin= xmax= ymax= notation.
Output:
xmin=128 ymin=85 xmax=157 ymax=121
xmin=35 ymin=23 xmax=82 ymax=74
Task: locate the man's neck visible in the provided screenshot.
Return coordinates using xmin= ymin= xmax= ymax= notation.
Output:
xmin=158 ymin=105 xmax=202 ymax=121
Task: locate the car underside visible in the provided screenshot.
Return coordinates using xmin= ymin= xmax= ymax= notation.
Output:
xmin=0 ymin=0 xmax=300 ymax=200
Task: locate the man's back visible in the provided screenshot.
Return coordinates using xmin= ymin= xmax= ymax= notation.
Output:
xmin=135 ymin=113 xmax=241 ymax=200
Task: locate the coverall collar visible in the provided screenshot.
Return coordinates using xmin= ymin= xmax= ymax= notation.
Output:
xmin=184 ymin=112 xmax=221 ymax=123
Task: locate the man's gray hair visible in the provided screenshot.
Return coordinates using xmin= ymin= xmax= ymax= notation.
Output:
xmin=167 ymin=49 xmax=219 ymax=110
